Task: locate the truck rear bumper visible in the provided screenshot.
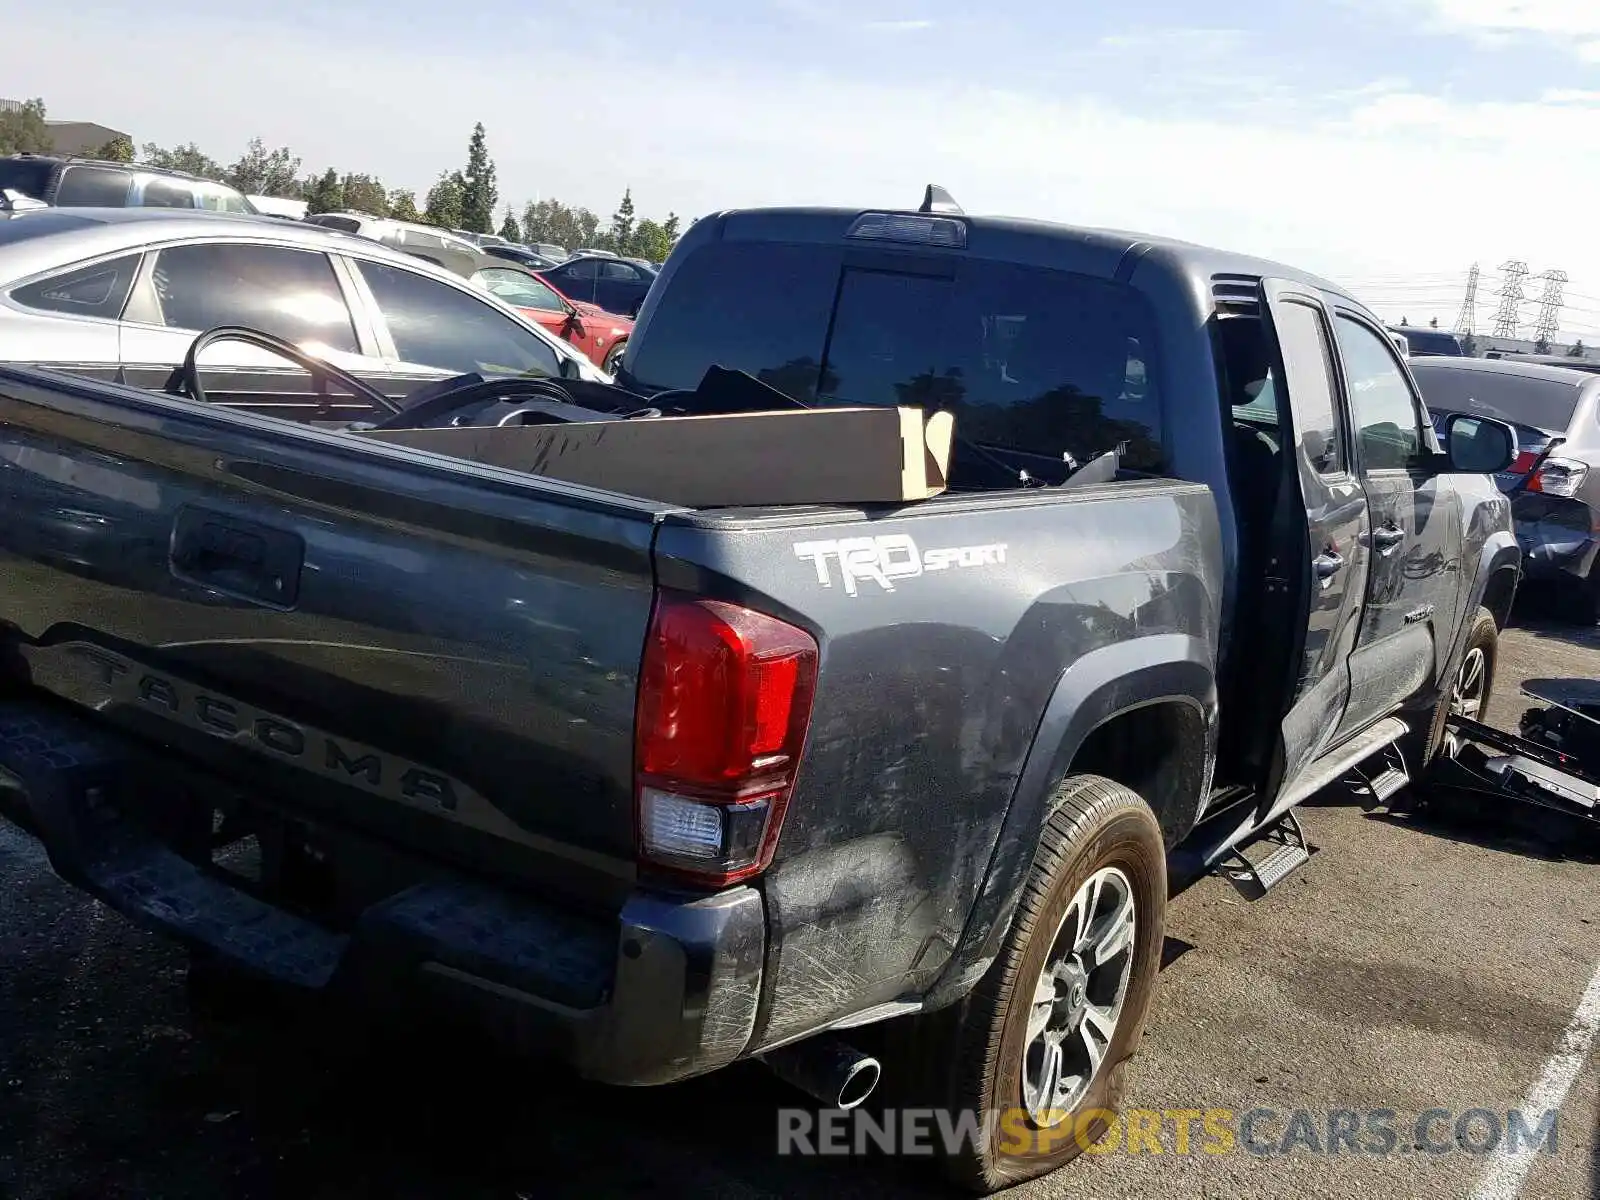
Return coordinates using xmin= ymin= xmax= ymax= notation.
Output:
xmin=0 ymin=702 xmax=765 ymax=1086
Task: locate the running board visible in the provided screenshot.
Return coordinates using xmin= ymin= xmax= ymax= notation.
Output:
xmin=1220 ymin=809 xmax=1311 ymax=899
xmin=1260 ymin=716 xmax=1411 ymax=826
xmin=1168 ymin=716 xmax=1409 ymax=894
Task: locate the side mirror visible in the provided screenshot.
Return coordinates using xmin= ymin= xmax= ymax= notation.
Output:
xmin=1442 ymin=412 xmax=1517 ymax=475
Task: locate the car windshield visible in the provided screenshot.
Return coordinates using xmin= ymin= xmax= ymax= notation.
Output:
xmin=1412 ymin=366 xmax=1583 ymax=435
xmin=624 ymin=238 xmax=1165 ymax=472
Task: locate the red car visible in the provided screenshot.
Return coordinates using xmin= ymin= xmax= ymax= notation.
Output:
xmin=472 ymin=264 xmax=633 ymax=374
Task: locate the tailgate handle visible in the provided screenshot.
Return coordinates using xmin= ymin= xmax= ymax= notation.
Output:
xmin=170 ymin=506 xmax=304 ymax=607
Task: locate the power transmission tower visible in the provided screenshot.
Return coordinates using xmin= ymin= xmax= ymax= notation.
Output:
xmin=1453 ymin=263 xmax=1480 ymax=336
xmin=1490 ymin=261 xmax=1529 ymax=338
xmin=1532 ymin=269 xmax=1569 ymax=344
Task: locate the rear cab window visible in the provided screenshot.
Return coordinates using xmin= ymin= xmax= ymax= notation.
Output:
xmin=625 ymin=239 xmax=1164 ymax=478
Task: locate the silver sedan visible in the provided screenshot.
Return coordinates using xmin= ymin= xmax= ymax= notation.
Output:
xmin=0 ymin=207 xmax=611 ymax=410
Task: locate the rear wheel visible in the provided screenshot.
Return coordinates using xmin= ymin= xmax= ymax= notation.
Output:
xmin=602 ymin=339 xmax=627 ymax=375
xmin=893 ymin=775 xmax=1166 ymax=1192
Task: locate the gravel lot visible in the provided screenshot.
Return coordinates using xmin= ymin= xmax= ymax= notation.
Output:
xmin=2 ymin=606 xmax=1598 ymax=1200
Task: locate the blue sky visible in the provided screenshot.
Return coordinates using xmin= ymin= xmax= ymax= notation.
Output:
xmin=7 ymin=0 xmax=1600 ymax=333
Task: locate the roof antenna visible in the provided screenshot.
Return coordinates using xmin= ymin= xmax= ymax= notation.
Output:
xmin=919 ymin=184 xmax=963 ymax=216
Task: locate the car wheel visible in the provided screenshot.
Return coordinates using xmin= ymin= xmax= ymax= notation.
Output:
xmin=892 ymin=774 xmax=1166 ymax=1193
xmin=1424 ymin=606 xmax=1499 ymax=763
xmin=602 ymin=340 xmax=627 ymax=375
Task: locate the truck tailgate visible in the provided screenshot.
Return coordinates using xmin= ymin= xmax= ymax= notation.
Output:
xmin=0 ymin=366 xmax=668 ymax=902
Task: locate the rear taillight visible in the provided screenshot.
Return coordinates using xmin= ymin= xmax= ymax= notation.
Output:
xmin=1527 ymin=457 xmax=1589 ymax=498
xmin=1510 ymin=451 xmax=1540 ymax=476
xmin=634 ymin=591 xmax=818 ymax=886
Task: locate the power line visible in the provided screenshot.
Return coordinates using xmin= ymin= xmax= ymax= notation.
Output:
xmin=1453 ymin=263 xmax=1480 ymax=336
xmin=1490 ymin=261 xmax=1529 ymax=338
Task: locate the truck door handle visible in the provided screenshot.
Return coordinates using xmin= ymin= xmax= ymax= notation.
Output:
xmin=1372 ymin=524 xmax=1405 ymax=551
xmin=1313 ymin=550 xmax=1345 ymax=582
xmin=170 ymin=506 xmax=304 ymax=607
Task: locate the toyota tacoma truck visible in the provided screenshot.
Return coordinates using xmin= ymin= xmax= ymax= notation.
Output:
xmin=0 ymin=190 xmax=1521 ymax=1191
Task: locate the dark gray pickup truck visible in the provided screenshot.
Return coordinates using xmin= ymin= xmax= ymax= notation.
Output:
xmin=0 ymin=193 xmax=1522 ymax=1191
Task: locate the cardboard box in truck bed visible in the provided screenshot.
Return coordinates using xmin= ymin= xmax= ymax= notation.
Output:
xmin=358 ymin=405 xmax=955 ymax=508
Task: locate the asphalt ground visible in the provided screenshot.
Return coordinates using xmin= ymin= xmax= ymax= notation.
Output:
xmin=2 ymin=601 xmax=1598 ymax=1199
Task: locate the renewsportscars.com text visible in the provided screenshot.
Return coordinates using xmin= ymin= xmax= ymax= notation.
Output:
xmin=776 ymin=1106 xmax=1560 ymax=1158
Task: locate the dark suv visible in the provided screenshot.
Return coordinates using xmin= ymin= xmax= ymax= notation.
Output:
xmin=0 ymin=155 xmax=256 ymax=214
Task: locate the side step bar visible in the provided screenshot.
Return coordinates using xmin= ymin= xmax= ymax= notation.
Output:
xmin=1220 ymin=809 xmax=1311 ymax=899
xmin=1169 ymin=716 xmax=1410 ymax=895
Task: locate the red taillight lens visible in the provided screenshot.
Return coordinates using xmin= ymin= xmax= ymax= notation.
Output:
xmin=634 ymin=591 xmax=817 ymax=885
xmin=1511 ymin=451 xmax=1540 ymax=477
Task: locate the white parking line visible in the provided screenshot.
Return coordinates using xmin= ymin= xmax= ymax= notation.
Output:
xmin=1471 ymin=956 xmax=1600 ymax=1200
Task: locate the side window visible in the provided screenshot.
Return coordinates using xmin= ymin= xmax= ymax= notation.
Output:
xmin=54 ymin=166 xmax=133 ymax=207
xmin=141 ymin=178 xmax=196 ymax=209
xmin=148 ymin=243 xmax=360 ymax=353
xmin=601 ymin=261 xmax=638 ymax=280
xmin=11 ymin=254 xmax=141 ymax=319
xmin=562 ymin=259 xmax=601 ymax=280
xmin=356 ymin=260 xmax=562 ymax=377
xmin=1273 ymin=300 xmax=1345 ymax=474
xmin=1334 ymin=316 xmax=1425 ymax=471
xmin=310 ymin=215 xmax=364 ymax=234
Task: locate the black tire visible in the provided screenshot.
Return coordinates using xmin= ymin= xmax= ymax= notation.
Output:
xmin=602 ymin=340 xmax=627 ymax=375
xmin=1422 ymin=606 xmax=1499 ymax=765
xmin=896 ymin=775 xmax=1167 ymax=1193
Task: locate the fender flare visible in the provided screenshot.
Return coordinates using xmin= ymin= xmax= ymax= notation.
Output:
xmin=1443 ymin=531 xmax=1520 ymax=683
xmin=924 ymin=633 xmax=1216 ymax=1009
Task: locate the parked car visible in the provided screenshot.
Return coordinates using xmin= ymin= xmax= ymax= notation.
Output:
xmin=301 ymin=212 xmax=485 ymax=264
xmin=1484 ymin=351 xmax=1600 ymax=374
xmin=1413 ymin=355 xmax=1600 ymax=619
xmin=0 ymin=193 xmax=1519 ymax=1192
xmin=483 ymin=243 xmax=564 ymax=271
xmin=1386 ymin=324 xmax=1464 ymax=357
xmin=529 ymin=241 xmax=568 ymax=262
xmin=472 ymin=262 xmax=632 ymax=372
xmin=540 ymin=253 xmax=656 ymax=316
xmin=0 ymin=154 xmax=257 ymax=215
xmin=0 ymin=207 xmax=608 ymax=419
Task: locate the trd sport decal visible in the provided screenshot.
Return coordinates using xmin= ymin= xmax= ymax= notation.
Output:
xmin=793 ymin=534 xmax=1009 ymax=596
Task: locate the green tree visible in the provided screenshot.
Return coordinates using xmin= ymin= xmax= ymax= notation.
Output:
xmin=1429 ymin=317 xmax=1439 ymax=328
xmin=663 ymin=212 xmax=680 ymax=244
xmin=609 ymin=188 xmax=636 ymax=254
xmin=304 ymin=168 xmax=344 ymax=215
xmin=341 ymin=173 xmax=388 ymax=216
xmin=1399 ymin=316 xmax=1409 ymax=327
xmin=520 ymin=198 xmax=600 ymax=250
xmin=140 ymin=142 xmax=226 ymax=180
xmin=92 ymin=134 xmax=135 ymax=163
xmin=498 ymin=209 xmax=523 ymax=242
xmin=458 ymin=123 xmax=498 ymax=233
xmin=1535 ymin=334 xmax=1552 ymax=355
xmin=1570 ymin=340 xmax=1588 ymax=359
xmin=423 ymin=172 xmax=464 ymax=228
xmin=631 ymin=218 xmax=672 ymax=264
xmin=225 ymin=137 xmax=302 ymax=198
xmin=1460 ymin=333 xmax=1478 ymax=356
xmin=388 ymin=189 xmax=421 ymax=220
xmin=0 ymin=98 xmax=51 ymax=156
